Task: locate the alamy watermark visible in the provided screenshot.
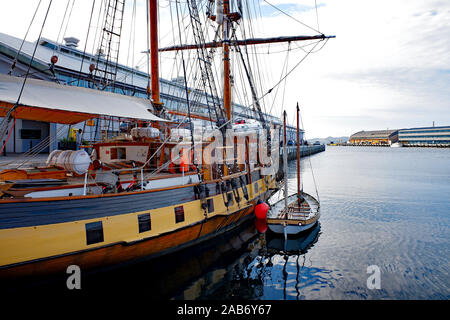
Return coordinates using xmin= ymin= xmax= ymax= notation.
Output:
xmin=66 ymin=264 xmax=81 ymax=290
xmin=366 ymin=265 xmax=381 ymax=290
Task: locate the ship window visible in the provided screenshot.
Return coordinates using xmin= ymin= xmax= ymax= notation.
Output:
xmin=110 ymin=147 xmax=126 ymax=160
xmin=174 ymin=206 xmax=185 ymax=223
xmin=138 ymin=213 xmax=151 ymax=233
xmin=85 ymin=221 xmax=104 ymax=245
xmin=207 ymin=198 xmax=214 ymax=213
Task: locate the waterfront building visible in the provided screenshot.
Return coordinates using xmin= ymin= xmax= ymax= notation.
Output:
xmin=349 ymin=129 xmax=398 ymax=145
xmin=0 ymin=32 xmax=301 ymax=154
xmin=398 ymin=126 xmax=450 ymax=147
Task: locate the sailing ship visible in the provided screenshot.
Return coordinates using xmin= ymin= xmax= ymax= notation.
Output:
xmin=268 ymin=104 xmax=320 ymax=235
xmin=0 ymin=0 xmax=333 ymax=279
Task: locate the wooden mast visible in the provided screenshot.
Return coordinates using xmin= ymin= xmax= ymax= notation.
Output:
xmin=149 ymin=0 xmax=163 ymax=111
xmin=296 ymin=102 xmax=303 ymax=204
xmin=223 ymin=0 xmax=231 ymax=120
xmin=283 ymin=110 xmax=288 ymax=215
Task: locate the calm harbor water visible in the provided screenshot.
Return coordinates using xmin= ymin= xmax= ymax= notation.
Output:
xmin=11 ymin=146 xmax=450 ymax=299
xmin=173 ymin=146 xmax=450 ymax=300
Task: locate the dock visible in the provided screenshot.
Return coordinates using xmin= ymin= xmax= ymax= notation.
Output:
xmin=281 ymin=144 xmax=325 ymax=160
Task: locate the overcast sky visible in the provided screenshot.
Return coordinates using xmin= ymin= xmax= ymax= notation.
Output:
xmin=0 ymin=0 xmax=449 ymax=138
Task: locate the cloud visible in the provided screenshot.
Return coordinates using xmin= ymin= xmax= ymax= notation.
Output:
xmin=262 ymin=0 xmax=450 ymax=137
xmin=260 ymin=0 xmax=326 ymax=14
xmin=0 ymin=0 xmax=448 ymax=138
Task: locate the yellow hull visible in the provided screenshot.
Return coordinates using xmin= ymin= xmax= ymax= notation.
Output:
xmin=0 ymin=176 xmax=277 ymax=278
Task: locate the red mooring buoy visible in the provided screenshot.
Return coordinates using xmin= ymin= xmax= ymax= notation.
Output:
xmin=254 ymin=218 xmax=268 ymax=233
xmin=254 ymin=202 xmax=269 ymax=219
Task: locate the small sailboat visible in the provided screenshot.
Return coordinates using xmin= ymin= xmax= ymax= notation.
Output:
xmin=266 ymin=222 xmax=320 ymax=255
xmin=268 ymin=103 xmax=320 ymax=235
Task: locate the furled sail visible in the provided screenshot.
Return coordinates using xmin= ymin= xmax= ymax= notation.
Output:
xmin=0 ymin=74 xmax=168 ymax=124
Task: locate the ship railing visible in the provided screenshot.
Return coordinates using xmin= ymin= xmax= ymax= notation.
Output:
xmin=80 ymin=164 xmax=201 ymax=195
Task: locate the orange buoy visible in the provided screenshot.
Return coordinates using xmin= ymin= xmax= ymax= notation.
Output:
xmin=254 ymin=201 xmax=269 ymax=219
xmin=168 ymin=162 xmax=177 ymax=174
xmin=179 ymin=151 xmax=189 ymax=173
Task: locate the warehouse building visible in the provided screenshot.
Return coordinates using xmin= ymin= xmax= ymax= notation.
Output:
xmin=398 ymin=126 xmax=450 ymax=147
xmin=349 ymin=129 xmax=398 ymax=145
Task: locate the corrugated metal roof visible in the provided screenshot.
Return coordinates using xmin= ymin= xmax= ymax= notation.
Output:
xmin=350 ymin=129 xmax=398 ymax=139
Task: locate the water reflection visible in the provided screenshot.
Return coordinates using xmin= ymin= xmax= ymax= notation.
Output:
xmin=78 ymin=220 xmax=262 ymax=299
xmin=15 ymin=219 xmax=325 ymax=299
xmin=258 ymin=223 xmax=322 ymax=300
xmin=78 ymin=219 xmax=324 ymax=299
xmin=172 ymin=221 xmax=322 ymax=300
xmin=104 ymin=148 xmax=450 ymax=299
xmin=265 ymin=222 xmax=320 ymax=255
xmin=6 ymin=148 xmax=450 ymax=299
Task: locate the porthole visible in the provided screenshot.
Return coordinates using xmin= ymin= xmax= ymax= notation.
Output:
xmin=85 ymin=221 xmax=104 ymax=245
xmin=175 ymin=206 xmax=185 ymax=223
xmin=227 ymin=192 xmax=234 ymax=206
xmin=138 ymin=213 xmax=151 ymax=233
xmin=207 ymin=198 xmax=214 ymax=213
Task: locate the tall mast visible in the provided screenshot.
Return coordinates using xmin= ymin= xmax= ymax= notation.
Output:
xmin=283 ymin=110 xmax=288 ymax=214
xmin=149 ymin=0 xmax=162 ymax=111
xmin=223 ymin=0 xmax=231 ymax=120
xmin=296 ymin=103 xmax=301 ymax=204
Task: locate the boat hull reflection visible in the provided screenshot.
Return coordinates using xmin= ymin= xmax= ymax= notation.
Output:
xmin=266 ymin=222 xmax=321 ymax=255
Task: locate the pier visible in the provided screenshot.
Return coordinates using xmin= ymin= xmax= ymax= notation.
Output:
xmin=281 ymin=144 xmax=325 ymax=160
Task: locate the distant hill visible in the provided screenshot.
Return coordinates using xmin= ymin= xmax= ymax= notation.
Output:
xmin=307 ymin=136 xmax=349 ymax=144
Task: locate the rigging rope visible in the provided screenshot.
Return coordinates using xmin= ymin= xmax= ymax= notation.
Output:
xmin=77 ymin=0 xmax=97 ymax=87
xmin=262 ymin=0 xmax=322 ymax=35
xmin=125 ymin=0 xmax=137 ymax=87
xmin=0 ymin=118 xmax=16 ymax=155
xmin=175 ymin=0 xmax=200 ymax=175
xmin=0 ymin=0 xmax=54 ymax=144
xmin=314 ymin=0 xmax=321 ymax=33
xmin=280 ymin=43 xmax=291 ymax=111
xmin=8 ymin=0 xmax=42 ymax=75
xmin=52 ymin=0 xmax=72 ymax=58
xmin=247 ymin=39 xmax=323 ymax=110
xmin=298 ymin=105 xmax=320 ymax=202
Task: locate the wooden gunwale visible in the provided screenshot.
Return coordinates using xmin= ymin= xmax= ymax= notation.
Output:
xmin=0 ymin=182 xmax=199 ymax=204
xmin=267 ymin=213 xmax=319 ymax=226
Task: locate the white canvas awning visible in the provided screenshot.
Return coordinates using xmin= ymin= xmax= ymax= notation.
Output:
xmin=0 ymin=74 xmax=168 ymax=124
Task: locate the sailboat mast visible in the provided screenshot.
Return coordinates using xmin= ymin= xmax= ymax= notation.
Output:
xmin=223 ymin=0 xmax=231 ymax=120
xmin=149 ymin=0 xmax=162 ymax=109
xmin=283 ymin=110 xmax=288 ymax=213
xmin=296 ymin=103 xmax=301 ymax=200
